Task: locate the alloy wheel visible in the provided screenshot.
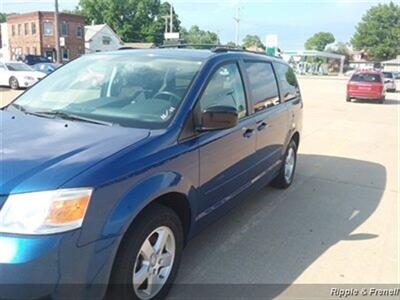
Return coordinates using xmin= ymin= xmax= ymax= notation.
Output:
xmin=133 ymin=226 xmax=176 ymax=299
xmin=284 ymin=147 xmax=295 ymax=183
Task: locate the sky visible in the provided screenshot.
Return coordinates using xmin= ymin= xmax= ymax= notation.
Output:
xmin=0 ymin=0 xmax=394 ymax=50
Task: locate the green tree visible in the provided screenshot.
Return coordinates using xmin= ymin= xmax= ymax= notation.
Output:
xmin=242 ymin=34 xmax=265 ymax=49
xmin=78 ymin=0 xmax=180 ymax=44
xmin=0 ymin=12 xmax=17 ymax=23
xmin=351 ymin=1 xmax=400 ymax=60
xmin=0 ymin=12 xmax=7 ymax=23
xmin=304 ymin=32 xmax=335 ymax=51
xmin=180 ymin=25 xmax=219 ymax=44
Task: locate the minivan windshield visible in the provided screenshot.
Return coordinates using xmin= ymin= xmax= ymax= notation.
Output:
xmin=12 ymin=53 xmax=203 ymax=129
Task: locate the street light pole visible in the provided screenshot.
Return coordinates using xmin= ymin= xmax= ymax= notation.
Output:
xmin=54 ymin=0 xmax=61 ymax=63
xmin=234 ymin=5 xmax=240 ymax=46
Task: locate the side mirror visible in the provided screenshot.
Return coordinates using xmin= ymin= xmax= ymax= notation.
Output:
xmin=196 ymin=105 xmax=239 ymax=131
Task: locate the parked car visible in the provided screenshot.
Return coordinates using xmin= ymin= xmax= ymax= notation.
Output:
xmin=18 ymin=54 xmax=51 ymax=66
xmin=0 ymin=48 xmax=302 ymax=300
xmin=32 ymin=62 xmax=60 ymax=74
xmin=0 ymin=61 xmax=46 ymax=89
xmin=382 ymin=71 xmax=397 ymax=92
xmin=346 ymin=71 xmax=385 ymax=103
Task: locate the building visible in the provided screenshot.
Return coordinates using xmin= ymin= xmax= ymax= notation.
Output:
xmin=0 ymin=23 xmax=11 ymax=61
xmin=85 ymin=24 xmax=123 ymax=53
xmin=348 ymin=49 xmax=374 ymax=70
xmin=6 ymin=11 xmax=85 ymax=62
xmin=382 ymin=56 xmax=400 ymax=73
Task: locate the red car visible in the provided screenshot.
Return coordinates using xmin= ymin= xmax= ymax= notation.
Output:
xmin=346 ymin=71 xmax=386 ymax=103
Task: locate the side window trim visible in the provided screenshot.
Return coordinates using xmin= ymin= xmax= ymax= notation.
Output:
xmin=273 ymin=62 xmax=300 ymax=103
xmin=194 ymin=60 xmax=249 ymax=123
xmin=243 ymin=59 xmax=282 ymax=115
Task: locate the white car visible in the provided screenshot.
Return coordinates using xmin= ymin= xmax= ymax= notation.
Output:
xmin=382 ymin=71 xmax=397 ymax=92
xmin=0 ymin=61 xmax=46 ymax=89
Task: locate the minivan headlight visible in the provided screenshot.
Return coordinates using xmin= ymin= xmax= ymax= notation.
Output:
xmin=0 ymin=188 xmax=92 ymax=235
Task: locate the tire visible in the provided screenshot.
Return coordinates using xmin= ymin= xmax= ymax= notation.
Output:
xmin=346 ymin=96 xmax=351 ymax=102
xmin=271 ymin=139 xmax=297 ymax=189
xmin=107 ymin=204 xmax=183 ymax=300
xmin=378 ymin=97 xmax=385 ymax=104
xmin=9 ymin=77 xmax=19 ymax=90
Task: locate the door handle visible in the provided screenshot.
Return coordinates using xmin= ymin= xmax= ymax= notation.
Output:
xmin=242 ymin=128 xmax=254 ymax=138
xmin=257 ymin=122 xmax=268 ymax=131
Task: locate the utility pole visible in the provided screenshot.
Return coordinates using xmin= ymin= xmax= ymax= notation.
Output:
xmin=54 ymin=0 xmax=61 ymax=63
xmin=169 ymin=2 xmax=173 ymax=33
xmin=162 ymin=16 xmax=169 ymax=33
xmin=233 ymin=5 xmax=240 ymax=46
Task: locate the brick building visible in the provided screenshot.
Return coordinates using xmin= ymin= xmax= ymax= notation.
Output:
xmin=6 ymin=11 xmax=85 ymax=62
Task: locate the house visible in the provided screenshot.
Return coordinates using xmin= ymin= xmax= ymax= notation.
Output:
xmin=85 ymin=24 xmax=123 ymax=53
xmin=6 ymin=11 xmax=85 ymax=62
xmin=382 ymin=56 xmax=400 ymax=73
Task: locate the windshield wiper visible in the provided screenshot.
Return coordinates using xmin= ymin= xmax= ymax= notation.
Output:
xmin=10 ymin=103 xmax=28 ymax=112
xmin=32 ymin=110 xmax=114 ymax=126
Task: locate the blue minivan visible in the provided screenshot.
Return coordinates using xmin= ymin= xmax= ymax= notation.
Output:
xmin=0 ymin=48 xmax=302 ymax=300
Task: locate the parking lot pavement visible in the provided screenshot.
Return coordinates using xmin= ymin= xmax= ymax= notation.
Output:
xmin=170 ymin=78 xmax=399 ymax=297
xmin=0 ymin=88 xmax=22 ymax=107
xmin=0 ymin=79 xmax=399 ymax=295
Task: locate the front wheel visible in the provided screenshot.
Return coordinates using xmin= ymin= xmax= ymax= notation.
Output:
xmin=107 ymin=204 xmax=183 ymax=300
xmin=271 ymin=139 xmax=297 ymax=189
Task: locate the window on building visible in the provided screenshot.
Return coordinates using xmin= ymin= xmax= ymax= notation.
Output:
xmin=24 ymin=23 xmax=29 ymax=35
xmin=244 ymin=61 xmax=280 ymax=112
xmin=61 ymin=22 xmax=69 ymax=36
xmin=76 ymin=25 xmax=83 ymax=38
xmin=31 ymin=22 xmax=37 ymax=35
xmin=12 ymin=25 xmax=15 ymax=36
xmin=43 ymin=22 xmax=53 ymax=36
xmin=25 ymin=47 xmax=30 ymax=54
xmin=102 ymin=36 xmax=111 ymax=45
xmin=62 ymin=48 xmax=69 ymax=60
xmin=18 ymin=24 xmax=22 ymax=35
xmin=197 ymin=63 xmax=247 ymax=119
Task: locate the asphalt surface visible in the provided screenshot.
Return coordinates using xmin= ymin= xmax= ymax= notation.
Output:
xmin=170 ymin=78 xmax=399 ymax=298
xmin=0 ymin=79 xmax=399 ymax=298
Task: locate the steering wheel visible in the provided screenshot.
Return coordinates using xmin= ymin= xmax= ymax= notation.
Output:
xmin=154 ymin=91 xmax=181 ymax=105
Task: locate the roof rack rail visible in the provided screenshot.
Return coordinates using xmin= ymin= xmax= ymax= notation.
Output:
xmin=158 ymin=44 xmax=221 ymax=49
xmin=158 ymin=44 xmax=281 ymax=58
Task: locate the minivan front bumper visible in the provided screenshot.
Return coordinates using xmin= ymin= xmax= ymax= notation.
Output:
xmin=0 ymin=230 xmax=113 ymax=300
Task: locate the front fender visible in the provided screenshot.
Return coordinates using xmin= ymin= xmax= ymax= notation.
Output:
xmin=102 ymin=171 xmax=194 ymax=238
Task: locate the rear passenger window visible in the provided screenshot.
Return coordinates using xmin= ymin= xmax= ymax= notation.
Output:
xmin=244 ymin=62 xmax=280 ymax=112
xmin=274 ymin=63 xmax=299 ymax=102
xmin=198 ymin=63 xmax=247 ymax=119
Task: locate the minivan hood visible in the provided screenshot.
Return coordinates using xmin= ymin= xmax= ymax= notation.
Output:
xmin=0 ymin=109 xmax=150 ymax=195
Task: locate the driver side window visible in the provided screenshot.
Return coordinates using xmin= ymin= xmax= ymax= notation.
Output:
xmin=198 ymin=63 xmax=247 ymax=119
